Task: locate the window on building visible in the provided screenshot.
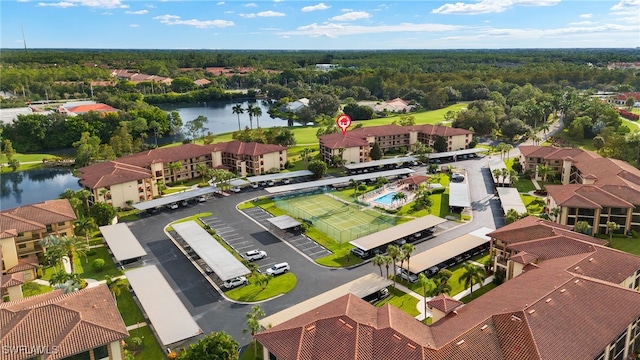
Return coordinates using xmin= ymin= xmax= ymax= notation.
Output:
xmin=18 ymin=244 xmax=27 ymax=249
xmin=93 ymin=345 xmax=109 ymax=360
xmin=65 ymin=350 xmax=92 ymax=360
xmin=58 ymin=222 xmax=66 ymax=226
xmin=17 ymin=232 xmax=24 ymax=237
xmin=46 ymin=225 xmax=53 ymax=232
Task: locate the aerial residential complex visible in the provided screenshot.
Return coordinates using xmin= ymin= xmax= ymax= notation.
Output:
xmin=0 ymin=199 xmax=77 ymax=300
xmin=520 ymin=145 xmax=640 ymax=235
xmin=78 ymin=141 xmax=287 ymax=208
xmin=318 ymin=124 xmax=474 ymax=164
xmin=255 ymin=217 xmax=640 ymax=360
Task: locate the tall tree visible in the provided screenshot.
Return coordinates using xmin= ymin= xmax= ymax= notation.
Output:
xmin=458 ymin=264 xmax=486 ymax=297
xmin=58 ymin=235 xmax=89 ymax=274
xmin=372 ymin=254 xmax=385 ymax=277
xmin=251 ymin=106 xmax=263 ymax=129
xmin=74 ymin=216 xmax=97 ymax=244
xmin=197 ymin=163 xmax=209 ymax=185
xmin=401 ymin=243 xmax=416 ymax=275
xmin=105 ymin=275 xmax=127 ymax=306
xmin=387 ymin=245 xmax=402 ymax=289
xmin=178 ymin=331 xmax=239 ymax=360
xmin=168 ymin=161 xmax=182 ymax=183
xmin=246 ymin=103 xmax=256 ymax=130
xmin=232 ymin=103 xmax=244 ymax=131
xmin=88 ymin=202 xmax=117 ymax=226
xmin=370 ymin=142 xmax=383 ymax=160
xmin=417 ymin=273 xmax=435 ymax=321
xmin=574 ymin=221 xmax=591 ymax=235
xmin=243 ymin=305 xmax=266 ymax=359
xmin=606 ymin=221 xmax=620 ymax=242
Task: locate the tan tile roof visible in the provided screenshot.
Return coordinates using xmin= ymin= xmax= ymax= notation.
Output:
xmin=0 ymin=285 xmax=128 ymax=360
xmin=487 ymin=216 xmax=571 ymax=245
xmin=427 ymin=294 xmax=462 ymax=314
xmin=546 ymin=184 xmax=633 ymax=208
xmin=509 ymin=251 xmax=538 ymax=265
xmin=1 ymin=272 xmax=25 ymax=288
xmin=319 ymin=132 xmax=370 ymax=150
xmin=569 ymin=246 xmax=640 ymax=284
xmin=400 ymin=174 xmax=430 ymax=186
xmin=78 ymin=161 xmax=152 ymax=189
xmin=412 ymin=124 xmax=473 ymax=137
xmin=0 ymin=199 xmax=76 ymax=238
xmin=208 ymin=141 xmax=287 ymax=157
xmin=6 ymin=256 xmax=40 ymax=273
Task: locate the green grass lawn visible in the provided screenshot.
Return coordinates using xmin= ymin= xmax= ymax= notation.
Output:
xmin=21 ymin=281 xmax=54 ymax=297
xmin=165 ymin=212 xmax=213 ymax=231
xmin=225 ymin=273 xmax=297 ymax=302
xmin=552 ymin=130 xmax=597 ymax=151
xmin=521 ymin=194 xmax=546 ymax=214
xmin=0 ymin=152 xmax=59 ymax=163
xmin=459 ymin=282 xmax=497 ymax=304
xmin=403 ymin=262 xmax=485 ymax=297
xmin=116 ymin=281 xmax=146 ymax=326
xmin=514 ymin=178 xmax=537 ymax=193
xmin=42 ymin=247 xmax=124 ymax=281
xmin=240 ymin=341 xmax=264 ymax=360
xmin=353 ymin=103 xmax=469 ymax=128
xmin=1 ymin=162 xmax=44 ymax=173
xmin=376 ymin=286 xmax=420 ymax=317
xmin=609 ymin=235 xmax=640 ymax=256
xmin=126 ymin=324 xmax=165 ymax=360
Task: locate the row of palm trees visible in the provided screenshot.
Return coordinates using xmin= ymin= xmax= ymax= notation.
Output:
xmin=232 ymin=103 xmax=263 ymax=131
xmin=492 ymin=167 xmax=519 ymax=187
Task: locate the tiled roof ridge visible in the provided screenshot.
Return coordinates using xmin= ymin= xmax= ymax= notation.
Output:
xmin=568 ymin=272 xmax=640 ymax=293
xmin=30 ymin=200 xmax=77 ymax=218
xmin=1 ymin=212 xmax=45 ymax=229
xmin=496 ymin=310 xmax=543 ymax=360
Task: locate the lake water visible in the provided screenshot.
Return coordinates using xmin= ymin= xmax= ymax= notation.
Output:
xmin=0 ymin=168 xmax=81 ymax=210
xmin=159 ymin=100 xmax=294 ymax=135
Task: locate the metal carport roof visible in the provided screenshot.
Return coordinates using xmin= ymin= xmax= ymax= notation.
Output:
xmin=259 ymin=273 xmax=392 ymax=328
xmin=349 ymin=215 xmax=447 ymax=251
xmin=264 ymin=169 xmax=414 ymax=194
xmin=125 ymin=265 xmax=202 ymax=346
xmin=247 ymin=170 xmax=313 ymax=183
xmin=266 ymin=215 xmax=301 ymax=230
xmin=172 ymin=221 xmax=249 ymax=281
xmin=497 ymin=187 xmax=528 ymax=214
xmin=344 ymin=156 xmax=417 ymax=170
xmin=99 ymin=223 xmax=147 ymax=262
xmin=449 ymin=182 xmax=471 ymax=208
xmin=429 ymin=148 xmax=488 ymax=159
xmin=132 ymin=186 xmax=220 ymax=211
xmin=402 ymin=227 xmax=492 ymax=274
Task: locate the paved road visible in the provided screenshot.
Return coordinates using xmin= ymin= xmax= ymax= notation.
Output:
xmin=125 ymin=154 xmax=504 ymax=348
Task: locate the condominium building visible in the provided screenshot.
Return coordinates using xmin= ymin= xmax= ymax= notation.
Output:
xmin=519 ymin=145 xmax=640 ymax=235
xmin=319 ymin=124 xmax=473 ymax=164
xmin=78 ymin=141 xmax=287 ymax=208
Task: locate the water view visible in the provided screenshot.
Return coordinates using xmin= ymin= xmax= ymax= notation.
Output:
xmin=0 ymin=168 xmax=81 ymax=210
xmin=159 ymin=100 xmax=294 ymax=135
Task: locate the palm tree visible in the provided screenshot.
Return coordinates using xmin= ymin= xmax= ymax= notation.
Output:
xmin=256 ymin=273 xmax=270 ymax=290
xmin=251 ymin=106 xmax=263 ymax=129
xmin=392 ymin=192 xmax=407 ymax=205
xmin=503 ymin=144 xmax=514 ymax=160
xmin=376 ymin=176 xmax=389 ymax=188
xmin=492 ymin=168 xmax=503 ymax=187
xmin=196 ymin=163 xmax=208 ymax=185
xmin=350 ymin=179 xmax=362 ymax=199
xmin=387 ymin=245 xmax=402 ymax=289
xmin=458 ymin=264 xmax=486 ymax=297
xmin=606 ymin=221 xmax=620 ymax=243
xmin=168 ymin=161 xmax=182 ymax=183
xmin=372 ymin=254 xmax=385 ymax=277
xmin=508 ymin=169 xmax=519 ymax=187
xmin=232 ymin=103 xmax=244 ymax=131
xmin=431 ymin=280 xmax=452 ymax=296
xmin=383 ymin=255 xmax=393 ymax=279
xmin=74 ymin=216 xmax=97 ymax=244
xmin=549 ymin=207 xmax=562 ymax=221
xmin=59 ymin=235 xmax=89 ymax=274
xmin=246 ymin=103 xmax=256 ymax=129
xmin=301 ymin=148 xmax=312 ymax=169
xmin=105 ymin=275 xmax=127 ymax=305
xmin=417 ymin=273 xmax=435 ymax=321
xmin=537 ymin=164 xmax=555 ymax=183
xmin=41 ymin=235 xmax=65 ymax=271
xmin=76 ymin=189 xmax=92 ymax=213
xmin=500 ymin=168 xmax=511 ymax=187
xmin=243 ymin=305 xmax=266 ymax=359
xmin=402 ymin=243 xmax=416 ymax=274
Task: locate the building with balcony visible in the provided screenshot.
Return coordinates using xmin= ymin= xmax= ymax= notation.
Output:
xmin=78 ymin=141 xmax=287 ymax=208
xmin=255 ymin=217 xmax=640 ymax=360
xmin=0 ymin=199 xmax=76 ymax=290
xmin=319 ymin=124 xmax=473 ymax=164
xmin=0 ymin=285 xmax=129 ymax=360
xmin=519 ymin=145 xmax=640 ymax=235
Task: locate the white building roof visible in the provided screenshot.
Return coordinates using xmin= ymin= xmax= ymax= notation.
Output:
xmin=99 ymin=223 xmax=147 ymax=262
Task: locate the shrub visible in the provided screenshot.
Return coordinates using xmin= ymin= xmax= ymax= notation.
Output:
xmin=91 ymin=258 xmax=106 ymax=272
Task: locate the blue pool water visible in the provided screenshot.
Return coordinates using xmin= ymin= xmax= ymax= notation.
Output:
xmin=373 ymin=192 xmax=398 ymax=205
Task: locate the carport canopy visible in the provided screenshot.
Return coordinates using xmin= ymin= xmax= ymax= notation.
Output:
xmin=132 ymin=186 xmax=220 ymax=211
xmin=265 ymin=169 xmax=414 ymax=194
xmin=349 ymin=215 xmax=447 ymax=251
xmin=344 ymin=156 xmax=417 ymax=170
xmin=497 ymin=187 xmax=528 ymax=214
xmin=172 ymin=221 xmax=250 ymax=281
xmin=449 ymin=182 xmax=471 ymax=208
xmin=259 ymin=273 xmax=392 ymax=328
xmin=99 ymin=223 xmax=147 ymax=263
xmin=247 ymin=170 xmax=313 ymax=183
xmin=125 ymin=265 xmax=202 ymax=346
xmin=266 ymin=215 xmax=301 ymax=230
xmin=402 ymin=227 xmax=491 ymax=274
xmin=429 ymin=148 xmax=488 ymax=160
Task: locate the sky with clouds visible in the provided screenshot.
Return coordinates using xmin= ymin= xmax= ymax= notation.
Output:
xmin=2 ymin=0 xmax=639 ymax=49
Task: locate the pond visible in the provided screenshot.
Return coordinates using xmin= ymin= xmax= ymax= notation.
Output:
xmin=158 ymin=99 xmax=295 ymax=136
xmin=0 ymin=168 xmax=81 ymax=210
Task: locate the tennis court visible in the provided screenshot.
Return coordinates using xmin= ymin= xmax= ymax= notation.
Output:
xmin=275 ymin=193 xmax=396 ymax=243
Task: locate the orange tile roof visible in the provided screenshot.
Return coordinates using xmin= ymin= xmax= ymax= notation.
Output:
xmin=546 ymin=184 xmax=634 ymax=208
xmin=0 ymin=285 xmax=128 ymax=360
xmin=78 ymin=161 xmax=152 ymax=189
xmin=67 ymin=103 xmax=119 ymax=114
xmin=1 ymin=200 xmax=76 ymax=239
xmin=427 ymin=294 xmax=462 ymax=314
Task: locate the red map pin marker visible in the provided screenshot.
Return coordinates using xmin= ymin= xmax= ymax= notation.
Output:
xmin=336 ymin=114 xmax=352 ymax=135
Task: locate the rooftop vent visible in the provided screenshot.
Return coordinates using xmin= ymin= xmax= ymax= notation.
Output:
xmin=407 ymin=343 xmax=417 ymax=350
xmin=528 ymin=309 xmax=536 ymax=314
xmin=456 ymin=340 xmax=465 ymax=346
xmin=393 ymin=334 xmax=402 ymax=341
xmin=481 ymin=325 xmax=488 ymax=331
xmin=560 ymin=288 xmax=566 ymax=293
xmin=545 ymin=298 xmax=552 ymax=303
xmin=574 ymin=279 xmax=580 ymax=284
xmin=511 ymin=315 xmax=522 ymax=322
xmin=338 ymin=318 xmax=346 ymax=325
xmin=305 ymin=325 xmax=316 ymax=331
xmin=574 ymin=266 xmax=580 ymax=270
xmin=589 ymin=258 xmax=594 ymax=262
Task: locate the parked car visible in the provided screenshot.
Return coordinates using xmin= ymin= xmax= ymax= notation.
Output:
xmin=197 ymin=195 xmax=207 ymax=203
xmin=351 ymin=247 xmax=370 ymax=259
xmin=166 ymin=203 xmax=179 ymax=210
xmin=396 ymin=268 xmax=418 ymax=283
xmin=250 ymin=183 xmax=259 ymax=189
xmin=204 ymin=266 xmax=213 ymax=274
xmin=362 ymin=288 xmax=390 ymax=304
xmin=451 ymin=173 xmax=465 ymax=183
xmin=146 ymin=207 xmax=160 ymax=215
xmin=282 ymin=178 xmax=291 ymax=184
xmin=223 ymin=276 xmax=248 ymax=289
xmin=266 ymin=262 xmax=290 ymax=276
xmin=180 ymin=200 xmax=189 ymax=207
xmin=230 ymin=187 xmax=241 ymax=193
xmin=244 ymin=249 xmax=267 ymax=261
xmin=393 ymin=238 xmax=407 ymax=246
xmin=266 ymin=180 xmax=275 ymax=187
xmin=425 ymin=266 xmax=440 ymax=277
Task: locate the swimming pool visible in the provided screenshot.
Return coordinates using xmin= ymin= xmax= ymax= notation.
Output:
xmin=373 ymin=192 xmax=398 ymax=205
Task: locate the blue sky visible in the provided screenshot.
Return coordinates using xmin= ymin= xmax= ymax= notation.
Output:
xmin=2 ymin=0 xmax=639 ymax=49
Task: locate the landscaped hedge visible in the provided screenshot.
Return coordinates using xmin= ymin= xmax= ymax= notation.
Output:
xmin=618 ymin=108 xmax=640 ymax=121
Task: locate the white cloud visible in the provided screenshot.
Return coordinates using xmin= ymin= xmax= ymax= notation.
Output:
xmin=432 ymin=0 xmax=561 ymax=15
xmin=244 ymin=2 xmax=258 ymax=7
xmin=130 ymin=24 xmax=140 ymax=27
xmin=274 ymin=0 xmax=284 ymax=2
xmin=145 ymin=4 xmax=156 ymax=8
xmin=579 ymin=13 xmax=592 ymax=18
xmin=330 ymin=11 xmax=371 ymax=21
xmin=301 ymin=3 xmax=330 ymax=12
xmin=17 ymin=0 xmax=30 ymax=2
xmin=257 ymin=10 xmax=285 ymax=17
xmin=217 ymin=1 xmax=224 ymax=4
xmin=610 ymin=0 xmax=640 ymax=15
xmin=154 ymin=14 xmax=235 ymax=28
xmin=102 ymin=11 xmax=113 ymax=15
xmin=37 ymin=2 xmax=76 ymax=7
xmin=568 ymin=20 xmax=595 ymax=26
xmin=125 ymin=10 xmax=148 ymax=15
xmin=239 ymin=13 xmax=256 ymax=18
xmin=281 ymin=22 xmax=462 ymax=38
xmin=225 ymin=10 xmax=234 ymax=13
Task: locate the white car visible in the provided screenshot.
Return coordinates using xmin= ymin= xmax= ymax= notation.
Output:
xmin=230 ymin=187 xmax=241 ymax=193
xmin=266 ymin=262 xmax=290 ymax=276
xmin=396 ymin=268 xmax=418 ymax=283
xmin=223 ymin=276 xmax=248 ymax=289
xmin=244 ymin=250 xmax=267 ymax=261
xmin=197 ymin=195 xmax=207 ymax=203
xmin=166 ymin=203 xmax=178 ymax=210
xmin=266 ymin=180 xmax=275 ymax=187
xmin=250 ymin=183 xmax=259 ymax=189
